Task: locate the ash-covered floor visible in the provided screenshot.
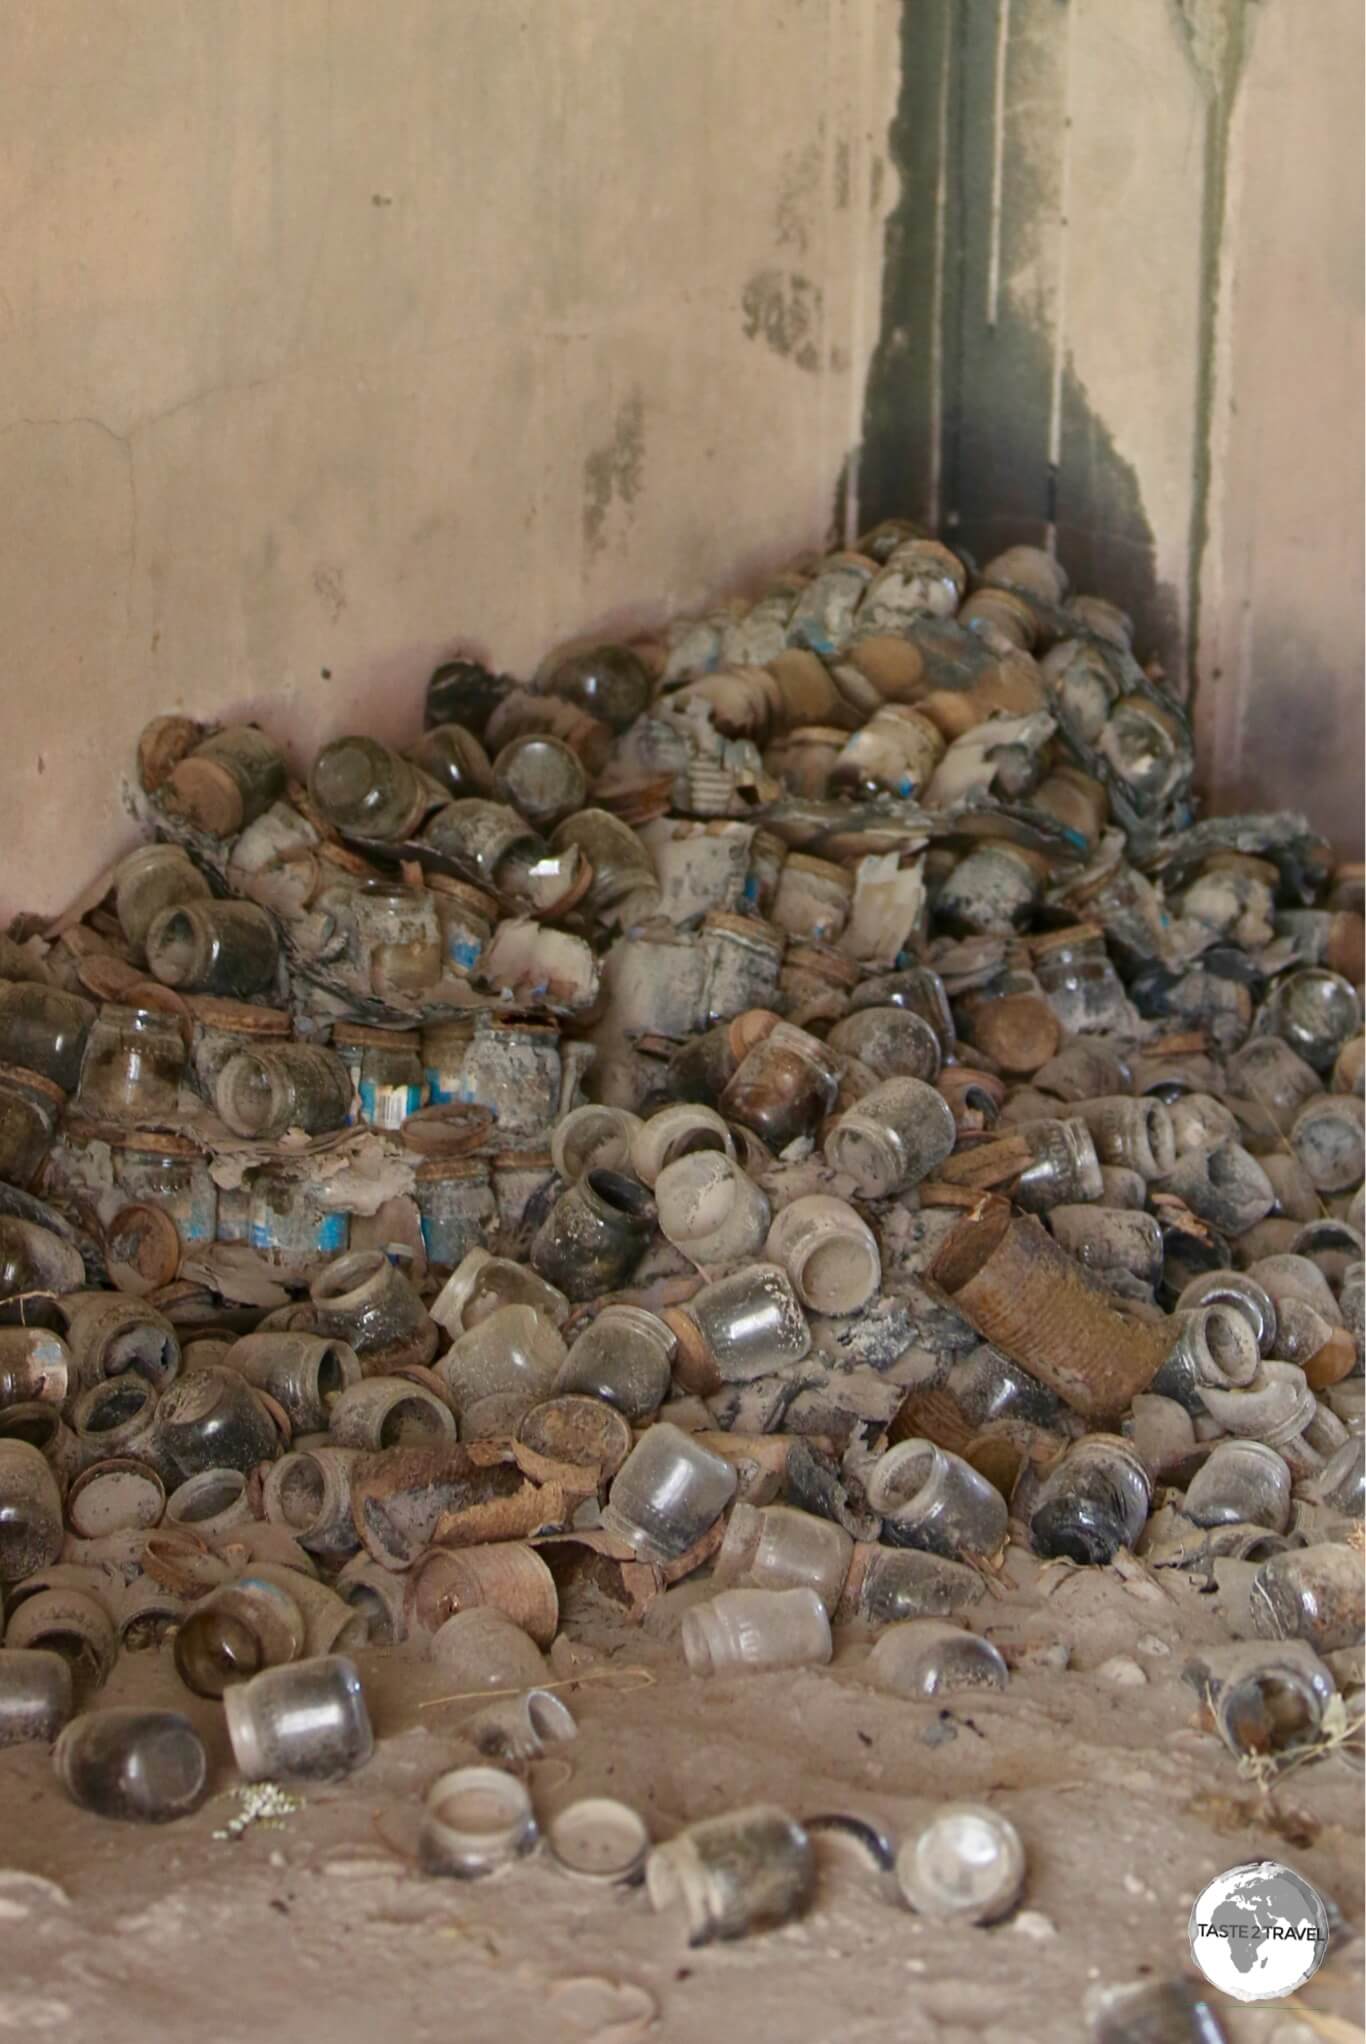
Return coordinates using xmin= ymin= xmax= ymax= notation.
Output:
xmin=2 ymin=1548 xmax=1359 ymax=2044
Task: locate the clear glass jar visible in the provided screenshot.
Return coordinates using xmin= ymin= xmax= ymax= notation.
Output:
xmin=645 ymin=1805 xmax=813 ymax=1944
xmin=869 ymin=1620 xmax=1009 ymax=1698
xmin=436 ymin=1303 xmax=565 ymax=1435
xmin=553 ymin=1304 xmax=675 ymax=1421
xmin=215 ymin=1041 xmax=353 ymax=1139
xmin=332 ymin=1025 xmax=425 ymax=1130
xmin=54 ymin=1707 xmax=209 ymax=1820
xmin=764 ymin=1195 xmax=880 ymax=1315
xmin=529 ymin=1169 xmax=656 ymax=1301
xmin=0 ymin=1646 xmax=72 ymax=1747
xmin=865 ymin=1440 xmax=1007 ymax=1561
xmin=714 ymin=1501 xmax=852 ymax=1610
xmin=247 ymin=1166 xmax=349 ymax=1266
xmin=224 ymin=1654 xmax=373 ymax=1781
xmin=145 ymin=900 xmax=280 ymax=998
xmin=823 ymin=1076 xmax=957 ymax=1198
xmin=681 ymin=1586 xmax=832 ymax=1674
xmin=415 ymin=1158 xmax=497 ymax=1270
xmin=0 ymin=1065 xmax=63 ymax=1187
xmin=0 ymin=982 xmax=97 ymax=1093
xmin=654 ymin=1152 xmax=772 ymax=1267
xmin=662 ymin=1265 xmax=810 ymax=1393
xmin=935 ymin=842 xmax=1048 ymax=937
xmin=155 ymin=1365 xmax=279 ymax=1479
xmin=427 ymin=875 xmax=496 ymax=976
xmin=601 ymin=1422 xmax=737 ymax=1563
xmin=437 ymin=1017 xmax=561 ymax=1136
xmin=77 ymin=1004 xmax=188 ymax=1120
xmin=162 ymin=725 xmax=287 ymax=837
xmin=112 ymin=1132 xmax=218 ymax=1247
xmin=113 ymin=844 xmax=212 ymax=951
xmin=309 ymin=736 xmax=429 ymax=839
xmin=1033 ymin=924 xmax=1132 ymax=1035
xmin=0 ymin=1438 xmax=64 ymax=1580
xmin=894 ymin=1803 xmax=1024 ymax=1924
xmin=351 ymin=882 xmax=443 ymax=995
xmin=407 ymin=724 xmax=495 ymax=802
xmin=1184 ymin=1439 xmax=1291 ymax=1531
xmin=770 ymin=854 xmax=853 ymax=944
xmin=186 ymin=996 xmax=291 ymax=1100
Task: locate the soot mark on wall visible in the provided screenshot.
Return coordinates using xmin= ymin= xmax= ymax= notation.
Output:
xmin=858 ymin=0 xmax=1181 ymax=678
xmin=583 ymin=389 xmax=646 ymax=560
xmin=741 ymin=270 xmax=824 ymax=373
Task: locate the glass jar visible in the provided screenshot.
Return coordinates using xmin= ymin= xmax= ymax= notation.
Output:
xmin=1032 ymin=924 xmax=1132 ymax=1035
xmin=54 ymin=1708 xmax=209 ymax=1821
xmin=422 ymin=798 xmax=547 ymax=892
xmin=529 ymin=1169 xmax=656 ymax=1301
xmin=935 ymin=841 xmax=1048 ymax=937
xmin=714 ymin=1501 xmax=853 ymax=1611
xmin=681 ymin=1586 xmax=832 ymax=1675
xmin=865 ymin=1439 xmax=1008 ymax=1561
xmin=553 ymin=1303 xmax=676 ymax=1421
xmin=489 ymin=1149 xmax=557 ymax=1256
xmin=155 ymin=1365 xmax=279 ymax=1478
xmin=764 ymin=1194 xmax=881 ymax=1315
xmin=332 ymin=1026 xmax=425 ymax=1130
xmin=436 ymin=1303 xmax=566 ymax=1434
xmin=545 ymin=643 xmax=652 ymax=731
xmin=415 ymin=1158 xmax=497 ymax=1270
xmin=214 ymin=1042 xmax=353 ymax=1139
xmin=113 ymin=844 xmax=212 ymax=952
xmin=645 ymin=1806 xmax=813 ymax=1944
xmin=309 ymin=736 xmax=430 ymax=840
xmin=823 ymin=1076 xmax=958 ymax=1198
xmin=770 ymin=855 xmax=853 ymax=944
xmin=436 ymin=1018 xmax=561 ymax=1137
xmin=247 ymin=1164 xmax=349 ymax=1266
xmin=654 ymin=1152 xmax=772 ymax=1266
xmin=0 ymin=982 xmax=97 ymax=1092
xmin=145 ymin=900 xmax=280 ymax=998
xmin=162 ymin=725 xmax=287 ymax=837
xmin=1028 ymin=1435 xmax=1152 ymax=1565
xmin=0 ymin=1438 xmax=64 ymax=1581
xmin=350 ymin=882 xmax=443 ymax=995
xmin=224 ymin=1655 xmax=373 ymax=1781
xmin=77 ymin=1004 xmax=188 ymax=1120
xmin=1256 ymin=968 xmax=1363 ymax=1074
xmin=0 ymin=1066 xmax=63 ymax=1188
xmin=427 ymin=875 xmax=496 ymax=976
xmin=493 ymin=734 xmax=588 ymax=828
xmin=762 ymin=724 xmax=848 ymax=797
xmin=831 ymin=705 xmax=947 ymax=798
xmin=0 ymin=1647 xmax=72 ymax=1748
xmin=894 ymin=1804 xmax=1024 ymax=1925
xmin=112 ymin=1132 xmax=217 ymax=1248
xmin=719 ymin=1022 xmax=841 ymax=1151
xmin=662 ymin=1264 xmax=810 ymax=1393
xmin=186 ymin=996 xmax=291 ymax=1100
xmin=700 ymin=912 xmax=785 ymax=1024
xmin=601 ymin=1422 xmax=737 ymax=1564
xmin=786 ymin=552 xmax=876 ymax=656
xmin=407 ymin=724 xmax=494 ymax=801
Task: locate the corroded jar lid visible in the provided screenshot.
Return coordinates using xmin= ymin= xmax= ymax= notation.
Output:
xmin=186 ymin=998 xmax=291 ymax=1037
xmin=332 ymin=1024 xmax=422 ymax=1052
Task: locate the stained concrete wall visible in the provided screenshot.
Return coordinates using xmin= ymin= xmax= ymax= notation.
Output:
xmin=2 ymin=0 xmax=1361 ymax=915
xmin=861 ymin=0 xmax=1364 ymax=854
xmin=1 ymin=0 xmax=901 ymax=912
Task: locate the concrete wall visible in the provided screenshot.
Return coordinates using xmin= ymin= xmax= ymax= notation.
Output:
xmin=1 ymin=0 xmax=901 ymax=912
xmin=2 ymin=0 xmax=1361 ymax=914
xmin=861 ymin=0 xmax=1364 ymax=854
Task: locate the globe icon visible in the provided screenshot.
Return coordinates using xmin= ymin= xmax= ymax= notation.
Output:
xmin=1189 ymin=1860 xmax=1330 ymax=2002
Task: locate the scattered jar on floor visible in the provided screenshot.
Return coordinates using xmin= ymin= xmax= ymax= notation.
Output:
xmin=646 ymin=1805 xmax=814 ymax=1945
xmin=225 ymin=1655 xmax=373 ymax=1780
xmin=54 ymin=1708 xmax=209 ymax=1821
xmin=895 ymin=1803 xmax=1025 ymax=1924
xmin=681 ymin=1586 xmax=832 ymax=1675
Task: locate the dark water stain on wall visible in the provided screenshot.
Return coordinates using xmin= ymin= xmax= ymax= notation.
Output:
xmin=583 ymin=389 xmax=646 ymax=560
xmin=858 ymin=0 xmax=1182 ymax=679
xmin=741 ymin=270 xmax=824 ymax=374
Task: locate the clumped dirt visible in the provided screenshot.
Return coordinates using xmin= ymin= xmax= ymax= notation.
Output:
xmin=1 ymin=1549 xmax=1360 ymax=2043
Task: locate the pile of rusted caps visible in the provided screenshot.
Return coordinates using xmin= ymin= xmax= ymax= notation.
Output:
xmin=0 ymin=521 xmax=1360 ymax=1861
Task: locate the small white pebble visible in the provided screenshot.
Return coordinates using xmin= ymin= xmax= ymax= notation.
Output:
xmin=1012 ymin=1911 xmax=1057 ymax=1941
xmin=905 ymin=1958 xmax=928 ymax=1972
xmin=1095 ymin=1655 xmax=1148 ymax=1687
xmin=1137 ymin=1634 xmax=1171 ymax=1657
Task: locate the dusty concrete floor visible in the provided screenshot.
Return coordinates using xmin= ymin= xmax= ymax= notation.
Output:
xmin=1 ymin=1550 xmax=1361 ymax=2044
